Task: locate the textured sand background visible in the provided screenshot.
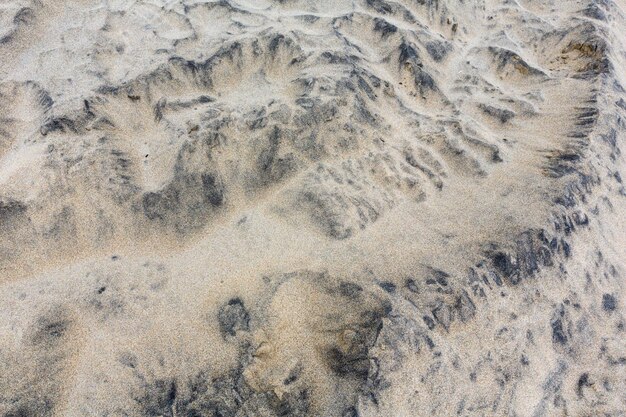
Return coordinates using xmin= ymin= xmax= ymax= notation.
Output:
xmin=0 ymin=0 xmax=625 ymax=416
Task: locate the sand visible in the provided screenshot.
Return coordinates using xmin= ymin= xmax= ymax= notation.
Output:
xmin=0 ymin=0 xmax=625 ymax=416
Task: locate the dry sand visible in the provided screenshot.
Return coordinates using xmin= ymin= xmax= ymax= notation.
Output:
xmin=0 ymin=0 xmax=625 ymax=416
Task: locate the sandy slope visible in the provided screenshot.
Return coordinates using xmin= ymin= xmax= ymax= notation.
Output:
xmin=0 ymin=0 xmax=625 ymax=416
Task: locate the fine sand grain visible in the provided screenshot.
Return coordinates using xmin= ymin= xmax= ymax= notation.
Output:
xmin=0 ymin=0 xmax=625 ymax=416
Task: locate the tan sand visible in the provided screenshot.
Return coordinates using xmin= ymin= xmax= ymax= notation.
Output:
xmin=0 ymin=0 xmax=625 ymax=416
